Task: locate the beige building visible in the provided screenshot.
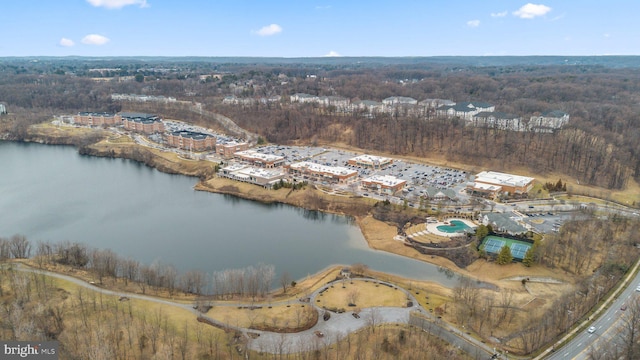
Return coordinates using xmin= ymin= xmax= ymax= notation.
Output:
xmin=288 ymin=161 xmax=358 ymax=184
xmin=361 ymin=175 xmax=407 ymax=195
xmin=347 ymin=154 xmax=393 ymax=169
xmin=235 ymin=150 xmax=285 ymax=168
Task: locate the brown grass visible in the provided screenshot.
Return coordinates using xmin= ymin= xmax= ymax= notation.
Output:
xmin=206 ymin=304 xmax=317 ymax=331
xmin=316 ymin=280 xmax=408 ymax=310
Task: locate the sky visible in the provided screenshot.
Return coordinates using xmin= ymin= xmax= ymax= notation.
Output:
xmin=1 ymin=0 xmax=638 ymax=57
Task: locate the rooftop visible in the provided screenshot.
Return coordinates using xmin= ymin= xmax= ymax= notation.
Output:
xmin=78 ymin=111 xmax=117 ymax=117
xmin=171 ymin=130 xmax=212 ymax=140
xmin=474 ymin=171 xmax=534 ymax=187
xmin=350 ymin=154 xmax=393 ymax=165
xmin=235 ymin=150 xmax=285 ymax=162
xmin=363 ymin=175 xmax=407 ymax=187
xmin=290 ymin=161 xmax=357 ymax=177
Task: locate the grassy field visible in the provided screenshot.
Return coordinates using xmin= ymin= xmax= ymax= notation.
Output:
xmin=316 ymin=280 xmax=408 ymax=311
xmin=206 ymin=303 xmax=317 ymax=331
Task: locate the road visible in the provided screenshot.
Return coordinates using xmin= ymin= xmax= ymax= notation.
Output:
xmin=7 ymin=263 xmax=494 ymax=357
xmin=543 ymin=262 xmax=640 ymax=360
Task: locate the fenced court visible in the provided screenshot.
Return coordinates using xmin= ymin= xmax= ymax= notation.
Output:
xmin=481 ymin=235 xmax=532 ymax=260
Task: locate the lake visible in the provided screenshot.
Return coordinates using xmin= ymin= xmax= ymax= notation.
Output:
xmin=0 ymin=141 xmax=459 ymax=287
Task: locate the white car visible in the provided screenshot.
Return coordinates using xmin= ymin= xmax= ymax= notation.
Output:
xmin=587 ymin=326 xmax=596 ymax=334
xmin=636 ymin=286 xmax=640 ymax=292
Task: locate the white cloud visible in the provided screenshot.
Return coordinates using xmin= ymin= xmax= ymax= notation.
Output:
xmin=467 ymin=20 xmax=480 ymax=28
xmin=491 ymin=11 xmax=508 ymax=17
xmin=513 ymin=3 xmax=551 ymax=19
xmin=255 ymin=24 xmax=283 ymax=36
xmin=603 ymin=33 xmax=611 ymax=38
xmin=81 ymin=34 xmax=110 ymax=45
xmin=324 ymin=50 xmax=341 ymax=57
xmin=59 ymin=38 xmax=75 ymax=47
xmin=315 ymin=5 xmax=331 ymax=10
xmin=86 ymin=0 xmax=149 ymax=9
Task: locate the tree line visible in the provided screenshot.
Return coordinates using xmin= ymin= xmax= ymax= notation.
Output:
xmin=1 ymin=235 xmax=281 ymax=300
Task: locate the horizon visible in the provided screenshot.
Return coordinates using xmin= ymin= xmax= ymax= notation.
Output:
xmin=2 ymin=1 xmax=639 ymax=57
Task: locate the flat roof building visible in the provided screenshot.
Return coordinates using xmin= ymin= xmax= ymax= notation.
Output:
xmin=165 ymin=130 xmax=216 ymax=151
xmin=220 ymin=164 xmax=286 ymax=188
xmin=361 ymin=175 xmax=407 ymax=195
xmin=469 ymin=171 xmax=534 ymax=196
xmin=288 ymin=161 xmax=358 ymax=184
xmin=347 ymin=154 xmax=393 ymax=169
xmin=235 ymin=150 xmax=285 ymax=168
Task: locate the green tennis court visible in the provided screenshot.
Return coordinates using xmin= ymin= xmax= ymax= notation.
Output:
xmin=481 ymin=235 xmax=532 ymax=260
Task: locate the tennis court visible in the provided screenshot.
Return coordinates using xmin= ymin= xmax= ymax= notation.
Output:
xmin=481 ymin=235 xmax=532 ymax=260
xmin=510 ymin=243 xmax=530 ymax=259
xmin=482 ymin=237 xmax=506 ymax=253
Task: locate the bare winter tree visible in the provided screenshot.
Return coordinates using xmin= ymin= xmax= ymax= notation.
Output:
xmin=9 ymin=234 xmax=31 ymax=259
xmin=280 ymin=271 xmax=292 ymax=293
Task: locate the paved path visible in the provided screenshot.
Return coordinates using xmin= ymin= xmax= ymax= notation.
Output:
xmin=9 ymin=263 xmax=494 ymax=356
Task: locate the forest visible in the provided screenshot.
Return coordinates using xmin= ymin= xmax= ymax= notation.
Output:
xmin=2 ymin=57 xmax=640 ymax=191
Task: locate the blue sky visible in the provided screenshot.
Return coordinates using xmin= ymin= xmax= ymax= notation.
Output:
xmin=1 ymin=1 xmax=638 ymax=57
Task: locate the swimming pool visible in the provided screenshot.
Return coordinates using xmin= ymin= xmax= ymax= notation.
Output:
xmin=436 ymin=220 xmax=471 ymax=233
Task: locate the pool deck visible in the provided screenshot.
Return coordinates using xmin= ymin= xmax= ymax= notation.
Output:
xmin=426 ymin=218 xmax=477 ymax=237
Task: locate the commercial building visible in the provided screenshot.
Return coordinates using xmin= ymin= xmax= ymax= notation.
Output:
xmin=467 ymin=171 xmax=534 ymax=197
xmin=347 ymin=154 xmax=393 ymax=169
xmin=215 ymin=141 xmax=249 ymax=158
xmin=288 ymin=161 xmax=358 ymax=184
xmin=165 ymin=130 xmax=216 ymax=151
xmin=361 ymin=175 xmax=407 ymax=195
xmin=219 ymin=164 xmax=286 ymax=188
xmin=234 ymin=150 xmax=285 ymax=168
xmin=121 ymin=112 xmax=165 ymax=134
xmin=73 ymin=112 xmax=122 ymax=126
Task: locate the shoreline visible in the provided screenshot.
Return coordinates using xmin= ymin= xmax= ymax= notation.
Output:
xmin=11 ymin=126 xmax=581 ymax=288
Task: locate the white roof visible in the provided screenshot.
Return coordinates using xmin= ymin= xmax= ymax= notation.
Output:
xmin=350 ymin=154 xmax=392 ymax=165
xmin=474 ymin=171 xmax=534 ymax=187
xmin=471 ymin=182 xmax=502 ymax=191
xmin=222 ymin=163 xmax=249 ymax=172
xmin=363 ymin=175 xmax=406 ymax=187
xmin=235 ymin=150 xmax=284 ymax=162
xmin=235 ymin=167 xmax=284 ymax=179
xmin=290 ymin=162 xmax=357 ymax=177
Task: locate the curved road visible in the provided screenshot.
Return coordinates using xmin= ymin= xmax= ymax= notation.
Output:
xmin=9 ymin=263 xmax=494 ymax=356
